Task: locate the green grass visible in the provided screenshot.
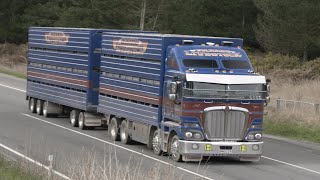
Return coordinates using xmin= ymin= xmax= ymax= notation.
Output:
xmin=0 ymin=67 xmax=26 ymax=79
xmin=264 ymin=120 xmax=320 ymax=143
xmin=0 ymin=157 xmax=42 ymax=180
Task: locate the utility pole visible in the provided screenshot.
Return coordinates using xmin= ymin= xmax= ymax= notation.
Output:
xmin=140 ymin=0 xmax=146 ymax=30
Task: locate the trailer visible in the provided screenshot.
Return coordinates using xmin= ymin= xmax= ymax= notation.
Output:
xmin=26 ymin=27 xmax=270 ymax=162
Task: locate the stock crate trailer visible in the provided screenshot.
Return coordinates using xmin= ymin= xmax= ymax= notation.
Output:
xmin=27 ymin=27 xmax=270 ymax=162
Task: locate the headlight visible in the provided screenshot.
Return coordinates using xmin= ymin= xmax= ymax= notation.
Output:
xmin=247 ymin=134 xmax=254 ymax=140
xmin=255 ymin=133 xmax=262 ymax=139
xmin=193 ymin=132 xmax=202 ymax=139
xmin=185 ymin=132 xmax=193 ymax=138
xmin=246 ymin=132 xmax=262 ymax=140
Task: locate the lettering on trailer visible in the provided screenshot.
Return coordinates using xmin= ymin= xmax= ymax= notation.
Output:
xmin=184 ymin=49 xmax=242 ymax=58
xmin=113 ymin=38 xmax=148 ymax=55
xmin=45 ymin=31 xmax=70 ymax=45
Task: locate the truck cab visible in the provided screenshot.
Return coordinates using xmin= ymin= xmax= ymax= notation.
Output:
xmin=160 ymin=43 xmax=269 ymax=162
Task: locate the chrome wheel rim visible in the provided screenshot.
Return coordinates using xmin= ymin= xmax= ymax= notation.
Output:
xmin=36 ymin=103 xmax=40 ymax=113
xmin=121 ymin=130 xmax=126 ymax=141
xmin=79 ymin=116 xmax=83 ymax=127
xmin=71 ymin=113 xmax=75 ymax=124
xmin=30 ymin=100 xmax=34 ymax=111
xmin=153 ymin=132 xmax=161 ymax=153
xmin=43 ymin=102 xmax=47 ymax=116
xmin=111 ymin=124 xmax=116 ymax=138
xmin=171 ymin=138 xmax=180 ymax=159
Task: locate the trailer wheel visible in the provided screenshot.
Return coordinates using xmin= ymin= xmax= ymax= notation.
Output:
xmin=43 ymin=101 xmax=49 ymax=117
xmin=108 ymin=117 xmax=120 ymax=141
xmin=169 ymin=135 xmax=182 ymax=162
xmin=29 ymin=98 xmax=37 ymax=113
xmin=79 ymin=112 xmax=87 ymax=130
xmin=70 ymin=110 xmax=80 ymax=127
xmin=152 ymin=129 xmax=162 ymax=155
xmin=120 ymin=120 xmax=131 ymax=144
xmin=36 ymin=100 xmax=43 ymax=115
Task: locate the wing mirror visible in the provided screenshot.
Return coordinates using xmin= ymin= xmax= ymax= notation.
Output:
xmin=169 ymin=82 xmax=177 ymax=100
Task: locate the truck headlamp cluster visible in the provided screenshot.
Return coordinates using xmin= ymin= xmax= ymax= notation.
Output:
xmin=246 ymin=132 xmax=262 ymax=141
xmin=183 ymin=130 xmax=203 ymax=140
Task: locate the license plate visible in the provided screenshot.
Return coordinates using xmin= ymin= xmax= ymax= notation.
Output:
xmin=220 ymin=150 xmax=232 ymax=154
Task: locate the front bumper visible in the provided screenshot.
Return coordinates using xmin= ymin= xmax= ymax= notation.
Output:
xmin=179 ymin=140 xmax=263 ymax=157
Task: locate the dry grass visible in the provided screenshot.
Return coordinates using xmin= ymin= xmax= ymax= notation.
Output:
xmin=0 ymin=43 xmax=27 ymax=77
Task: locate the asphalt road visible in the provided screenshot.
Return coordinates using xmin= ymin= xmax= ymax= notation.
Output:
xmin=0 ymin=73 xmax=320 ymax=180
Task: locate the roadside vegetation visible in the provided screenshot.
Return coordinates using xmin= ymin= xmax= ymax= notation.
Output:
xmin=0 ymin=156 xmax=42 ymax=180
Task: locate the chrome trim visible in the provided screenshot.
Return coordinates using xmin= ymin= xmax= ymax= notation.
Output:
xmin=203 ymin=106 xmax=249 ymax=141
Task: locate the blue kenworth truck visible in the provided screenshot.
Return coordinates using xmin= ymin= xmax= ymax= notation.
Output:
xmin=26 ymin=27 xmax=270 ymax=162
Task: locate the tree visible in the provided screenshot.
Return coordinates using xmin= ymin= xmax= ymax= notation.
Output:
xmin=254 ymin=0 xmax=320 ymax=62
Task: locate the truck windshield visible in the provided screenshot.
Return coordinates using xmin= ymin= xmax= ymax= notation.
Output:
xmin=183 ymin=59 xmax=219 ymax=68
xmin=222 ymin=60 xmax=251 ymax=69
xmin=184 ymin=82 xmax=266 ymax=100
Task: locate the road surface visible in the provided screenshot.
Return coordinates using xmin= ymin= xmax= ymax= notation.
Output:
xmin=0 ymin=73 xmax=320 ymax=180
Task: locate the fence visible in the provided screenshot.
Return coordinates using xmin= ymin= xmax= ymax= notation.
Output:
xmin=276 ymin=98 xmax=320 ymax=114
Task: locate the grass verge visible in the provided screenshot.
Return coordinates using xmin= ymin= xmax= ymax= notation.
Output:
xmin=0 ymin=157 xmax=42 ymax=180
xmin=0 ymin=67 xmax=26 ymax=79
xmin=264 ymin=119 xmax=320 ymax=144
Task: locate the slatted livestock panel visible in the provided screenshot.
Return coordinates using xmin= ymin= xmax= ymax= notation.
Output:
xmin=98 ymin=32 xmax=165 ymax=126
xmin=27 ymin=27 xmax=102 ymax=111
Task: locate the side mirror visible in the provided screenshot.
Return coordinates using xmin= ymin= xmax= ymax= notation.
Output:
xmin=169 ymin=82 xmax=177 ymax=100
xmin=265 ymin=79 xmax=271 ymax=105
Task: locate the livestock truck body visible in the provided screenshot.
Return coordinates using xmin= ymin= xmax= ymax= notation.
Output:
xmin=26 ymin=27 xmax=270 ymax=162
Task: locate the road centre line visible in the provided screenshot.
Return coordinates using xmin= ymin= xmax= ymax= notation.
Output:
xmin=1 ymin=82 xmax=320 ymax=176
xmin=21 ymin=113 xmax=215 ymax=180
xmin=0 ymin=142 xmax=70 ymax=180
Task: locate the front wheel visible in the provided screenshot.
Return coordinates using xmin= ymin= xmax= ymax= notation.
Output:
xmin=152 ymin=129 xmax=162 ymax=155
xmin=169 ymin=135 xmax=182 ymax=162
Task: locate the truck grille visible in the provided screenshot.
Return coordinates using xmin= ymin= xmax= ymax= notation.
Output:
xmin=204 ymin=107 xmax=248 ymax=140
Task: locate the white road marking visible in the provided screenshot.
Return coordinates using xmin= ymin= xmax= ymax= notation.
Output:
xmin=0 ymin=83 xmax=26 ymax=92
xmin=2 ymin=82 xmax=320 ymax=177
xmin=21 ymin=113 xmax=215 ymax=180
xmin=262 ymin=156 xmax=320 ymax=175
xmin=0 ymin=142 xmax=70 ymax=180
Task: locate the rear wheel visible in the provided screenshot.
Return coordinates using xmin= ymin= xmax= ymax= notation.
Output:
xmin=43 ymin=101 xmax=49 ymax=117
xmin=78 ymin=112 xmax=87 ymax=130
xmin=108 ymin=117 xmax=120 ymax=141
xmin=70 ymin=110 xmax=80 ymax=127
xmin=29 ymin=98 xmax=37 ymax=113
xmin=169 ymin=135 xmax=182 ymax=162
xmin=120 ymin=120 xmax=131 ymax=144
xmin=152 ymin=129 xmax=162 ymax=155
xmin=36 ymin=100 xmax=43 ymax=115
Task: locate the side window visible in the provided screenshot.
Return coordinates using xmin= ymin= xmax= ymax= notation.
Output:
xmin=167 ymin=50 xmax=179 ymax=69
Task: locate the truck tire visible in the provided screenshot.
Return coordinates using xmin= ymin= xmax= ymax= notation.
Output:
xmin=108 ymin=117 xmax=120 ymax=141
xmin=29 ymin=98 xmax=37 ymax=113
xmin=152 ymin=129 xmax=162 ymax=155
xmin=36 ymin=99 xmax=43 ymax=115
xmin=169 ymin=135 xmax=182 ymax=162
xmin=70 ymin=110 xmax=80 ymax=127
xmin=78 ymin=112 xmax=87 ymax=130
xmin=43 ymin=101 xmax=49 ymax=117
xmin=120 ymin=120 xmax=131 ymax=144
